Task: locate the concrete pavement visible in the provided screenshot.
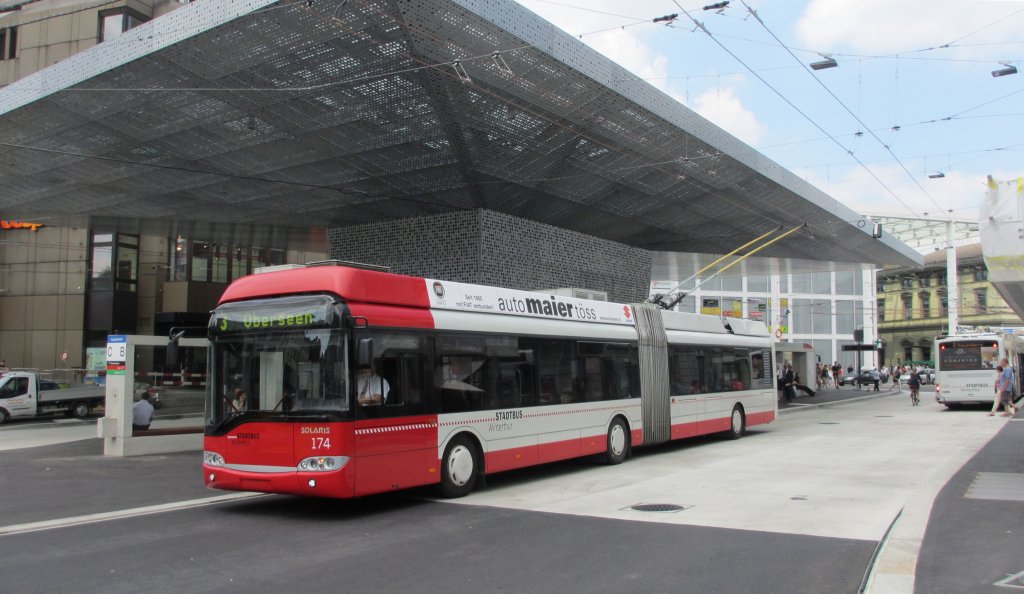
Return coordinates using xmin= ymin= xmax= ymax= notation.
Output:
xmin=0 ymin=386 xmax=1019 ymax=593
xmin=778 ymin=382 xmax=1023 ymax=592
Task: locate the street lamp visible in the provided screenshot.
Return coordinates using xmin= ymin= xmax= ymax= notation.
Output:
xmin=810 ymin=56 xmax=838 ymax=71
xmin=992 ymin=63 xmax=1017 ymax=77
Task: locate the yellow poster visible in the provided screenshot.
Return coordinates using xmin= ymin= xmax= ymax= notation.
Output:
xmin=722 ymin=298 xmax=742 ymax=318
xmin=701 ymin=297 xmax=720 ymax=316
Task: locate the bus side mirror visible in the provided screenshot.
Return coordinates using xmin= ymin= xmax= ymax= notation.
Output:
xmin=357 ymin=338 xmax=373 ymax=368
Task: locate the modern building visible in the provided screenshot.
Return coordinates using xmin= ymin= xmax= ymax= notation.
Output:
xmin=651 ymin=258 xmax=877 ymax=373
xmin=877 ymin=243 xmax=1023 ymax=366
xmin=0 ymin=0 xmax=921 ymax=375
xmin=0 ymin=221 xmax=325 ymax=374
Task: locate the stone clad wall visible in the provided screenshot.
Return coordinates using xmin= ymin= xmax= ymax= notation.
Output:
xmin=328 ymin=209 xmax=651 ymax=303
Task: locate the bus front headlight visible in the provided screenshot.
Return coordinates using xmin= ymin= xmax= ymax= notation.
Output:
xmin=203 ymin=451 xmax=225 ymax=467
xmin=297 ymin=456 xmax=348 ymax=472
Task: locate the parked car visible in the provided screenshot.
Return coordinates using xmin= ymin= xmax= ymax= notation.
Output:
xmin=855 ymin=370 xmax=882 ymax=386
xmin=899 ymin=370 xmax=934 ymax=385
xmin=839 ymin=369 xmax=881 ymax=386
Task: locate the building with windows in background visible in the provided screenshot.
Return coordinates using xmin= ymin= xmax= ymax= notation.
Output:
xmin=0 ymin=1 xmax=327 ymax=373
xmin=876 ymin=243 xmax=1023 ymax=367
xmin=0 ymin=0 xmax=920 ymax=379
xmin=650 ymin=258 xmax=879 ymax=373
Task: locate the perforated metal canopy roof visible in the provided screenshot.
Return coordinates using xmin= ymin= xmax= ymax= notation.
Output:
xmin=0 ymin=0 xmax=921 ymax=268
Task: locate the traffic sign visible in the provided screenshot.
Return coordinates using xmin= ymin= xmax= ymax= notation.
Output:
xmin=842 ymin=344 xmax=877 ymax=351
xmin=106 ymin=335 xmax=127 ymax=363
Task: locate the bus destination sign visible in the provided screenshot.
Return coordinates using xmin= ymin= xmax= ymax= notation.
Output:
xmin=211 ymin=307 xmax=331 ymax=333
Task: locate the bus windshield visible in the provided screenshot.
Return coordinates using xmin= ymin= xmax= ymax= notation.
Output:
xmin=938 ymin=340 xmax=999 ymax=371
xmin=206 ymin=295 xmax=350 ymax=431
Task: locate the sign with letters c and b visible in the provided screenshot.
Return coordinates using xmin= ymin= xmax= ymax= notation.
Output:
xmin=106 ymin=335 xmax=127 ymax=376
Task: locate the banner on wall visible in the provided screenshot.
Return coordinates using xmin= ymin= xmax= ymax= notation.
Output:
xmin=700 ymin=297 xmax=720 ymax=316
xmin=722 ymin=298 xmax=743 ymax=318
xmin=748 ymin=298 xmax=767 ymax=320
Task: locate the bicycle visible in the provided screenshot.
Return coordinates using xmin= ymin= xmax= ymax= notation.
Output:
xmin=910 ymin=387 xmax=919 ymax=406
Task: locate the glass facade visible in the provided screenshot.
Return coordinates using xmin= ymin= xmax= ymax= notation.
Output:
xmin=653 ymin=266 xmax=878 ymax=370
xmin=98 ymin=8 xmax=148 ymax=43
xmin=0 ymin=221 xmax=327 ymax=372
xmin=167 ymin=236 xmax=286 ymax=283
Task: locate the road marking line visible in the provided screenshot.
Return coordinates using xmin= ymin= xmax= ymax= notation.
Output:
xmin=0 ymin=492 xmax=266 ymax=536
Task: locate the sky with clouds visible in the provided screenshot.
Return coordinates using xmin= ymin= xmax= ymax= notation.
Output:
xmin=515 ymin=0 xmax=1023 ymax=223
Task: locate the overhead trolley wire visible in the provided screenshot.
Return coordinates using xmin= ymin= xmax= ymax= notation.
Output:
xmin=737 ymin=0 xmax=952 ymax=223
xmin=669 ymin=0 xmax=946 ymax=224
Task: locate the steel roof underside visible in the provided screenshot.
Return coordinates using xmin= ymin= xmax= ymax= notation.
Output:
xmin=0 ymin=0 xmax=920 ymax=268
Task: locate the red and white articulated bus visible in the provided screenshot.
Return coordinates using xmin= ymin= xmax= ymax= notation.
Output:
xmin=202 ymin=262 xmax=776 ymax=499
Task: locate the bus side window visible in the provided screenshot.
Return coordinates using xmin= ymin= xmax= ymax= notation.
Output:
xmin=379 ymin=357 xmax=402 ymax=406
xmin=377 ymin=352 xmax=425 ymax=413
xmin=516 ymin=342 xmax=538 ymax=407
xmin=537 ymin=339 xmax=575 ymax=404
xmin=437 ymin=355 xmax=485 ymax=413
xmin=356 ymin=332 xmax=428 ymax=419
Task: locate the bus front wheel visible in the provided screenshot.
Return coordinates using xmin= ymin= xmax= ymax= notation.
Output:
xmin=605 ymin=417 xmax=629 ymax=465
xmin=440 ymin=436 xmax=479 ymax=498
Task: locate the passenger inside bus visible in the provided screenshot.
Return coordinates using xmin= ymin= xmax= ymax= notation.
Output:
xmin=670 ymin=372 xmax=687 ymax=394
xmin=231 ymin=388 xmax=248 ymax=411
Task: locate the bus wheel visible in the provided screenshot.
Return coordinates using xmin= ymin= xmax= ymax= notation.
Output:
xmin=605 ymin=417 xmax=629 ymax=465
xmin=440 ymin=436 xmax=479 ymax=498
xmin=726 ymin=405 xmax=745 ymax=440
xmin=70 ymin=402 xmax=91 ymax=419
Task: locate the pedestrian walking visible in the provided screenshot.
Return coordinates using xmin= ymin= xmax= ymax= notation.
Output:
xmin=990 ymin=358 xmax=1016 ymax=417
xmin=783 ymin=362 xmax=797 ymax=402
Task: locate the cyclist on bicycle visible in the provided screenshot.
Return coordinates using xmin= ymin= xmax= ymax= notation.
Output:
xmin=907 ymin=372 xmax=921 ymax=406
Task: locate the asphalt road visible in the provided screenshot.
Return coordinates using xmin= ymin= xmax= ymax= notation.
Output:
xmin=0 ymin=390 xmax=1008 ymax=593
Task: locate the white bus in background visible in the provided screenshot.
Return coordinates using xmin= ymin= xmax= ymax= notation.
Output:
xmin=934 ymin=333 xmax=1024 ymax=408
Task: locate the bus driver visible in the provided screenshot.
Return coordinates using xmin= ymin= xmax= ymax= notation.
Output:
xmin=357 ymin=364 xmax=390 ymax=406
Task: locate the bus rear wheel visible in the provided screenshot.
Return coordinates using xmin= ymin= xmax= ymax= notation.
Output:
xmin=605 ymin=417 xmax=629 ymax=465
xmin=726 ymin=405 xmax=745 ymax=440
xmin=440 ymin=436 xmax=479 ymax=498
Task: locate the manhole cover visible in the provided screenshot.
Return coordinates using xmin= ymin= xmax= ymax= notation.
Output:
xmin=875 ymin=415 xmax=894 ymax=418
xmin=629 ymin=503 xmax=686 ymax=513
xmin=818 ymin=422 xmax=839 ymax=425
